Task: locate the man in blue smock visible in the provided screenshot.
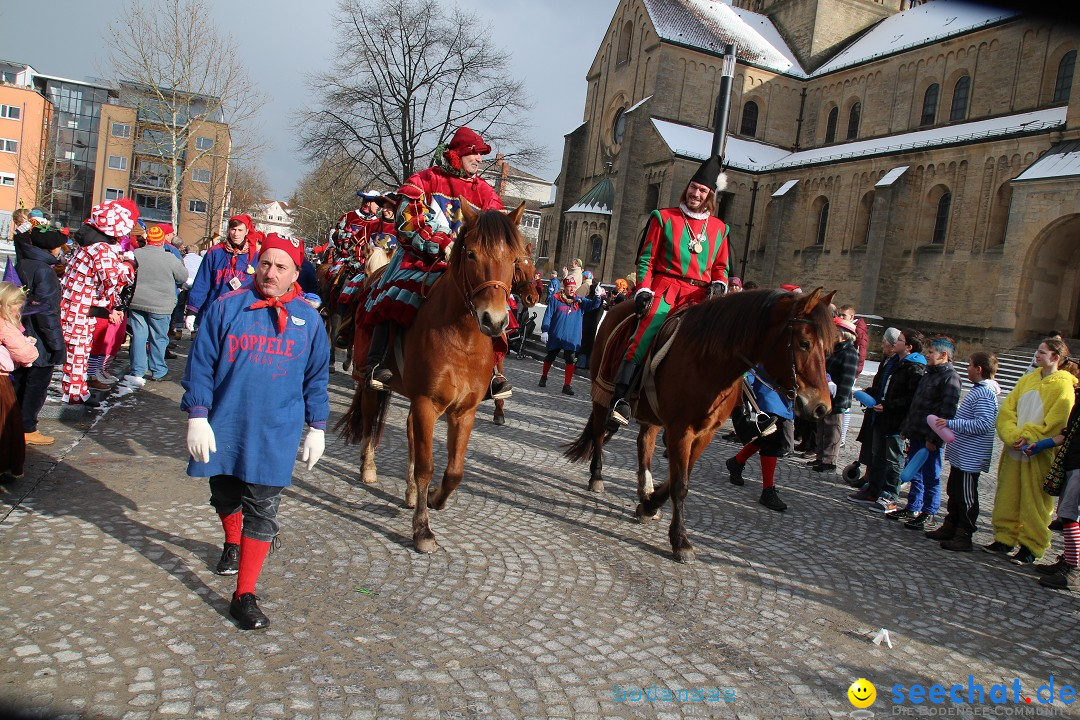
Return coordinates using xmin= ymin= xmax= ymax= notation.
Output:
xmin=181 ymin=233 xmax=330 ymax=630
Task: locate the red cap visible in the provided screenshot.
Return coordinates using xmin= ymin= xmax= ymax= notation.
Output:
xmin=780 ymin=284 xmax=801 ymax=292
xmin=259 ymin=233 xmax=304 ymax=268
xmin=447 ymin=127 xmax=491 ymax=156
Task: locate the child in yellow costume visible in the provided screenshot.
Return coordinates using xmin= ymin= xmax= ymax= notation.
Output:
xmin=988 ymin=338 xmax=1078 ymax=563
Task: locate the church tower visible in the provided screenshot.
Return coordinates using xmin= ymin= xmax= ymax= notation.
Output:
xmin=731 ymin=0 xmax=909 ymax=71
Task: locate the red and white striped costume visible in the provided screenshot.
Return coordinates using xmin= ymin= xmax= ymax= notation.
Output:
xmin=60 ymin=243 xmax=134 ymax=402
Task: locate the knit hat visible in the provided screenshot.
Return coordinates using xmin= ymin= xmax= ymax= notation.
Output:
xmin=447 ymin=126 xmax=491 ymax=157
xmin=780 ymin=283 xmax=801 ymax=293
xmin=146 ymin=223 xmax=169 ymax=244
xmin=259 ymin=233 xmax=304 ymax=269
xmin=582 ymin=270 xmax=593 ymax=281
xmin=30 ymin=227 xmax=67 ymax=250
xmin=86 ymin=198 xmax=139 ymax=238
xmin=834 ymin=317 xmax=857 ymax=335
xmin=689 ymin=155 xmax=729 ymax=194
xmin=883 ymin=327 xmax=901 ymax=344
xmin=729 ymin=276 xmax=742 ymax=289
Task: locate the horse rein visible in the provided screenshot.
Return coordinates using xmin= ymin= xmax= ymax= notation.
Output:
xmin=737 ymin=303 xmax=811 ymax=401
xmin=456 ymin=242 xmax=513 ymax=317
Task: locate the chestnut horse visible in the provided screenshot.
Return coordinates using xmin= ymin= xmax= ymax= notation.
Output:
xmin=340 ymin=202 xmax=527 ymax=553
xmin=492 ymin=246 xmax=539 ymax=425
xmin=564 ymin=288 xmax=836 ymax=562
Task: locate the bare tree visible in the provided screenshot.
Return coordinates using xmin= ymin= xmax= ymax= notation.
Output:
xmin=296 ymin=0 xmax=543 ymax=190
xmin=227 ymin=164 xmax=272 ymax=217
xmin=105 ymin=0 xmax=265 ymax=230
xmin=288 ymin=158 xmax=372 ymax=246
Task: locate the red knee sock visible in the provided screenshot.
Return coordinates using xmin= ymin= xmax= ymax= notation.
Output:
xmin=235 ymin=536 xmax=271 ymax=598
xmin=736 ymin=443 xmax=759 ymax=464
xmin=219 ymin=512 xmax=242 ymax=545
xmin=564 ymin=364 xmax=575 ymax=386
xmin=1064 ymin=521 xmax=1080 ymax=568
xmin=760 ymin=456 xmax=777 ymax=489
xmin=542 ymin=361 xmax=551 ymax=378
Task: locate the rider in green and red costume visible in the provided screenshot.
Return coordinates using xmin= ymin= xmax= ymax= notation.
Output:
xmin=610 ymin=155 xmax=731 ymax=426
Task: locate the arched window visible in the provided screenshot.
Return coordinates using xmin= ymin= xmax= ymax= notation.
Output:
xmin=846 ymin=103 xmax=861 ymax=140
xmin=617 ymin=21 xmax=633 ymax=64
xmin=1054 ymin=50 xmax=1076 ymax=103
xmin=612 ymin=107 xmax=627 ymax=144
xmin=933 ymin=192 xmax=951 ymax=245
xmin=816 ymin=201 xmax=830 ymax=246
xmin=740 ymin=101 xmax=759 ymax=137
xmin=950 ymin=75 xmax=970 ymax=121
xmin=590 ymin=235 xmax=604 ymax=263
xmin=825 ymin=107 xmax=838 ymax=143
xmin=921 ymin=84 xmax=939 ymax=126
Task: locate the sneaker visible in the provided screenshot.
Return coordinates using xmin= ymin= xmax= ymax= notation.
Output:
xmin=24 ymin=431 xmax=55 ymax=446
xmin=982 ymin=541 xmax=1013 ymax=554
xmin=759 ymin=486 xmax=787 ymax=512
xmin=561 ymin=384 xmax=575 ymax=396
xmin=148 ymin=374 xmax=168 ymax=382
xmin=924 ymin=524 xmax=956 ymax=541
xmin=884 ymin=507 xmax=915 ymax=521
xmin=215 ymin=543 xmax=240 ymax=575
xmin=1010 ymin=545 xmax=1036 ymax=565
xmin=904 ymin=512 xmax=931 ymax=530
xmin=490 ymin=374 xmax=512 ymax=400
xmin=726 ymin=456 xmax=745 ymax=486
xmin=122 ymin=375 xmax=146 ymax=388
xmin=229 ymin=593 xmax=270 ymax=630
xmin=1038 ymin=565 xmax=1080 ymax=591
xmin=610 ymin=399 xmax=631 ymax=427
xmin=538 ymin=376 xmax=547 ymax=387
xmin=88 ymin=377 xmax=112 ymax=391
xmin=868 ymin=496 xmax=898 ymax=514
xmin=941 ymin=534 xmax=973 ymax=552
xmin=368 ymin=365 xmax=394 ymax=391
xmin=846 ymin=485 xmax=874 ymax=504
xmin=92 ymin=371 xmax=118 ymax=385
xmin=1034 ymin=556 xmax=1069 ymax=575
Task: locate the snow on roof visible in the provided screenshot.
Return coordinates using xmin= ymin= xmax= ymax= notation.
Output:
xmin=1014 ymin=140 xmax=1080 ymax=182
xmin=625 ymin=95 xmax=653 ymax=114
xmin=813 ymin=0 xmax=1019 ymax=76
xmin=643 ymin=0 xmax=805 ymax=76
xmin=875 ymin=166 xmax=909 ymax=187
xmin=772 ymin=179 xmax=798 ymax=197
xmin=566 ymin=177 xmax=615 ymax=215
xmin=652 ymin=107 xmax=1066 ymax=172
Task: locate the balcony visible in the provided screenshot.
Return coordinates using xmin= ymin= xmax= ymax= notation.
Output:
xmin=130 ymin=173 xmax=172 ymax=191
xmin=133 ymin=141 xmax=185 ymax=162
xmin=136 ymin=205 xmax=173 ymax=223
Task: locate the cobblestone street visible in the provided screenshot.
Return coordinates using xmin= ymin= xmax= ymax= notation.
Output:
xmin=1 ymin=346 xmax=1077 ymax=720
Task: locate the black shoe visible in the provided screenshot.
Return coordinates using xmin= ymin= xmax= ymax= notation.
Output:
xmin=759 ymin=486 xmax=787 ymax=512
xmin=982 ymin=540 xmax=1013 ymax=554
xmin=610 ymin=398 xmax=631 ymax=427
xmin=904 ymin=512 xmax=931 ymax=529
xmin=164 ymin=348 xmax=178 ymax=359
xmin=1010 ymin=545 xmax=1036 ymax=565
xmin=884 ymin=507 xmax=915 ymax=521
xmin=561 ymin=384 xmax=574 ymax=396
xmin=149 ymin=373 xmax=168 ymax=382
xmin=1038 ymin=566 xmax=1080 ymax=590
xmin=726 ymin=457 xmax=745 ymax=486
xmin=1049 ymin=518 xmax=1065 ymax=532
xmin=490 ymin=374 xmax=512 ymax=400
xmin=924 ymin=524 xmax=955 ymax=541
xmin=83 ymin=396 xmax=102 ymax=409
xmin=215 ymin=543 xmax=240 ymax=575
xmin=229 ymin=593 xmax=270 ymax=630
xmin=1034 ymin=556 xmax=1069 ymax=575
xmin=368 ymin=365 xmax=394 ymax=390
xmin=812 ymin=463 xmax=837 ymax=473
xmin=538 ymin=376 xmax=547 ymax=387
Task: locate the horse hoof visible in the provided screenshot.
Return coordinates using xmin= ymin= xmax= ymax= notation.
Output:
xmin=415 ymin=536 xmax=437 ymax=554
xmin=362 ymin=470 xmax=377 ymax=486
xmin=588 ymin=479 xmax=605 ymax=493
xmin=493 ymin=414 xmax=505 ymax=426
xmin=673 ymin=547 xmax=696 ymax=563
xmin=635 ymin=504 xmax=662 ymax=523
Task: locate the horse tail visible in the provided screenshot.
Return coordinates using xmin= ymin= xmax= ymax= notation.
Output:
xmin=371 ymin=390 xmax=391 ymax=449
xmin=563 ymin=416 xmax=597 ymax=463
xmin=336 ymin=383 xmax=366 ymax=445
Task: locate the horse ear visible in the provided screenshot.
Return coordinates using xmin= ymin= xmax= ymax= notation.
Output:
xmin=507 ymin=202 xmax=526 ymax=226
xmin=793 ymin=287 xmax=824 ymax=316
xmin=459 ymin=197 xmax=478 ymax=225
xmin=524 ymin=241 xmax=534 ymax=258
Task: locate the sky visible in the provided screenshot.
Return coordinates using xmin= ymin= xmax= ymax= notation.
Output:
xmin=1 ymin=0 xmax=617 ymax=198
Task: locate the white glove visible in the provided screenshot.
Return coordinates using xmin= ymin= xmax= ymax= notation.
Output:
xmin=541 ymin=331 xmax=549 ymax=343
xmin=301 ymin=428 xmax=325 ymax=471
xmin=828 ymin=381 xmax=837 ymax=397
xmin=184 ymin=315 xmax=195 ymax=332
xmin=187 ymin=417 xmax=216 ymax=463
xmin=595 ymin=285 xmax=607 ymax=298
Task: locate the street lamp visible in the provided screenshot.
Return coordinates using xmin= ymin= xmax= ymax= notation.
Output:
xmin=711 ymin=43 xmax=737 ymax=160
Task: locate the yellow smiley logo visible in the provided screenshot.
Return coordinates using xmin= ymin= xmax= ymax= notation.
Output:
xmin=847 ymin=678 xmax=876 ymax=708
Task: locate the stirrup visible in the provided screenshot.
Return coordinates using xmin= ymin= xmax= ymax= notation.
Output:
xmin=490 ymin=374 xmax=513 ymax=400
xmin=610 ymin=398 xmax=631 ymax=427
xmin=368 ymin=365 xmax=393 ymax=390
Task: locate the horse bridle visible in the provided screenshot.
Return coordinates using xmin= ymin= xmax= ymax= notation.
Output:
xmin=738 ymin=302 xmax=814 ymax=401
xmin=456 ymin=241 xmax=513 ymax=316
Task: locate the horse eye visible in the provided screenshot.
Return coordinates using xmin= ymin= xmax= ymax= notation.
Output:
xmin=799 ymin=340 xmax=811 ymax=350
xmin=466 ymin=250 xmax=477 ymax=260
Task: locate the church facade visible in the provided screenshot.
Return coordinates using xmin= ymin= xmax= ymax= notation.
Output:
xmin=540 ymin=0 xmax=1080 ymax=347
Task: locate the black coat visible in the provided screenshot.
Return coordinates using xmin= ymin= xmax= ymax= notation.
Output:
xmin=578 ymin=283 xmax=605 ymax=356
xmin=14 ymin=237 xmax=66 ymax=367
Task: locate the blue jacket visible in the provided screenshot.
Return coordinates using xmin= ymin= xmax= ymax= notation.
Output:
xmin=749 ymin=368 xmax=793 ymax=420
xmin=944 ymin=379 xmax=1001 ymax=472
xmin=186 ymin=243 xmax=259 ymax=320
xmin=13 ymin=237 xmax=66 ymax=367
xmin=542 ymin=291 xmax=602 ymax=352
xmin=181 ymin=284 xmax=330 ymax=486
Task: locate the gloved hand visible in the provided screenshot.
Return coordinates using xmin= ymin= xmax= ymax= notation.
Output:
xmin=187 ymin=418 xmax=216 ymax=463
xmin=828 ymin=381 xmax=837 ymax=397
xmin=540 ymin=331 xmax=549 ymax=344
xmin=184 ymin=315 xmax=195 ymax=332
xmin=1024 ymin=438 xmax=1057 ymax=456
xmin=707 ymin=281 xmax=727 ymax=298
xmin=595 ymin=285 xmax=607 ymax=298
xmin=301 ymin=428 xmax=325 ymax=470
xmin=634 ymin=289 xmax=654 ymax=317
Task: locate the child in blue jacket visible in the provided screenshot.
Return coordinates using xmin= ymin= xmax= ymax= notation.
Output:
xmin=725 ymin=367 xmax=793 ymax=512
xmin=539 ymin=277 xmax=603 ymax=396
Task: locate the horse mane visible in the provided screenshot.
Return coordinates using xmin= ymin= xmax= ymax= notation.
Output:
xmin=679 ymin=288 xmax=834 ymax=359
xmin=453 ymin=209 xmax=525 ymax=263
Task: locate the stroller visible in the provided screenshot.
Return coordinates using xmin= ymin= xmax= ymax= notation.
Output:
xmin=506 ymin=295 xmax=536 ymax=357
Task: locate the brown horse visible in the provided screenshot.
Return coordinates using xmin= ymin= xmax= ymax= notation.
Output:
xmin=315 ymin=260 xmax=357 ymax=373
xmin=492 ymin=245 xmax=539 ymax=425
xmin=340 ymin=202 xmax=528 ymax=553
xmin=564 ymin=287 xmax=836 ymax=562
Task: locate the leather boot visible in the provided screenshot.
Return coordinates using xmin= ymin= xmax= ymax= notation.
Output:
xmin=608 ymin=360 xmax=638 ymax=426
xmin=365 ymin=323 xmax=393 ymax=390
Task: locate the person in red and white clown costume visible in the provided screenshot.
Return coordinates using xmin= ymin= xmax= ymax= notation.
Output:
xmin=59 ymin=199 xmax=138 ymax=404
